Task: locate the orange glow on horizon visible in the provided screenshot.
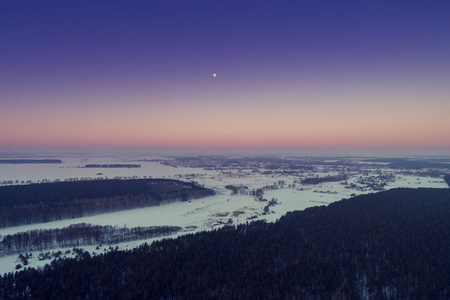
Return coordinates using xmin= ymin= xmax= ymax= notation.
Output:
xmin=1 ymin=81 xmax=449 ymax=154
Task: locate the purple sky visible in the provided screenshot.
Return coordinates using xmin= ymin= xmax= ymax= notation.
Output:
xmin=1 ymin=1 xmax=450 ymax=155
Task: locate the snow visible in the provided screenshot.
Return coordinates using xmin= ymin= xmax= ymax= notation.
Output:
xmin=0 ymin=154 xmax=448 ymax=275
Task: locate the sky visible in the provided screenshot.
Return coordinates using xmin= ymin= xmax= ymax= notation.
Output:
xmin=1 ymin=0 xmax=450 ymax=156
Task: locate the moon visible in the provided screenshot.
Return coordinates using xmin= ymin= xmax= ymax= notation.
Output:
xmin=213 ymin=73 xmax=217 ymax=78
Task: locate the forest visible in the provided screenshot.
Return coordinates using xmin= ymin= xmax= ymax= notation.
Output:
xmin=301 ymin=174 xmax=348 ymax=185
xmin=83 ymin=164 xmax=141 ymax=168
xmin=0 ymin=179 xmax=214 ymax=228
xmin=0 ymin=187 xmax=448 ymax=299
xmin=368 ymin=158 xmax=450 ymax=170
xmin=0 ymin=160 xmax=62 ymax=164
xmin=0 ymin=223 xmax=182 ymax=257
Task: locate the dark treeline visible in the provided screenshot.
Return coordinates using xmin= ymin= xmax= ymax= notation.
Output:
xmin=0 ymin=179 xmax=214 ymax=228
xmin=445 ymin=174 xmax=450 ymax=187
xmin=0 ymin=160 xmax=62 ymax=164
xmin=1 ymin=188 xmax=448 ymax=299
xmin=364 ymin=158 xmax=450 ymax=170
xmin=84 ymin=164 xmax=141 ymax=168
xmin=0 ymin=223 xmax=182 ymax=257
xmin=301 ymin=174 xmax=348 ymax=185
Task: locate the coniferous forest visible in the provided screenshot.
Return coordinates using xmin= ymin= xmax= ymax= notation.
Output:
xmin=0 ymin=179 xmax=214 ymax=228
xmin=0 ymin=188 xmax=449 ymax=299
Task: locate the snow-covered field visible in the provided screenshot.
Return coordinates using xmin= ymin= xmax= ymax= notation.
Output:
xmin=0 ymin=154 xmax=448 ymax=275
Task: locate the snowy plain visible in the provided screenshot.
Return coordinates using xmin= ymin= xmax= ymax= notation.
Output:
xmin=0 ymin=154 xmax=448 ymax=275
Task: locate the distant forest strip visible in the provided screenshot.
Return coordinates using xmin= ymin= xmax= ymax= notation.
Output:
xmin=84 ymin=164 xmax=141 ymax=168
xmin=0 ymin=223 xmax=182 ymax=257
xmin=301 ymin=174 xmax=348 ymax=185
xmin=1 ymin=188 xmax=449 ymax=299
xmin=0 ymin=159 xmax=62 ymax=164
xmin=364 ymin=158 xmax=450 ymax=170
xmin=0 ymin=179 xmax=214 ymax=228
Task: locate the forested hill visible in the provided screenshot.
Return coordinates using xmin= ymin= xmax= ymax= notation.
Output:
xmin=0 ymin=179 xmax=214 ymax=228
xmin=1 ymin=188 xmax=449 ymax=299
